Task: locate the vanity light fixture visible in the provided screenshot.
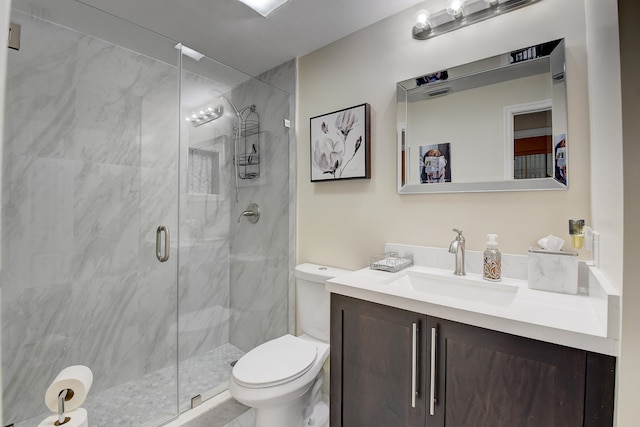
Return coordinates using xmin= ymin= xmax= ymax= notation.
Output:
xmin=185 ymin=105 xmax=224 ymax=127
xmin=446 ymin=0 xmax=466 ymax=18
xmin=237 ymin=0 xmax=288 ymax=17
xmin=413 ymin=0 xmax=541 ymax=40
xmin=414 ymin=9 xmax=432 ymax=30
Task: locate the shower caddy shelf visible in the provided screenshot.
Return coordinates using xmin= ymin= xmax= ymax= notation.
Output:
xmin=234 ymin=105 xmax=260 ymax=180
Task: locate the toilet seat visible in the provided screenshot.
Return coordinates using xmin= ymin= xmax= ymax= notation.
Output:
xmin=232 ymin=334 xmax=318 ymax=388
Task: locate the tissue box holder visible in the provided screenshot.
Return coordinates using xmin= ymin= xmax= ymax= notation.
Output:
xmin=527 ymin=249 xmax=578 ymax=294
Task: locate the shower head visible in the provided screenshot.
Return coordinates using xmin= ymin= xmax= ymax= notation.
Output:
xmin=219 ymin=94 xmax=241 ymax=118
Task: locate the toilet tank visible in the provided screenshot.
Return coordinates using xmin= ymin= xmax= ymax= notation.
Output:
xmin=295 ymin=263 xmax=351 ymax=342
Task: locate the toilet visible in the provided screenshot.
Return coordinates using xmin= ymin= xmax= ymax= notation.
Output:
xmin=229 ymin=263 xmax=351 ymax=427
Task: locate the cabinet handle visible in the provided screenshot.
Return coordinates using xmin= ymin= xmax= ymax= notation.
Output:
xmin=156 ymin=225 xmax=170 ymax=262
xmin=412 ymin=322 xmax=418 ymax=408
xmin=430 ymin=326 xmax=437 ymax=416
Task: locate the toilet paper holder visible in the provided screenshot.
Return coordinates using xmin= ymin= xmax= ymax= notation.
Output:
xmin=57 ymin=389 xmax=72 ymax=426
xmin=41 ymin=365 xmax=92 ymax=427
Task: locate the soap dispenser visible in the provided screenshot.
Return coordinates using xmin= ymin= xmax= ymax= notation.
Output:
xmin=483 ymin=234 xmax=501 ymax=282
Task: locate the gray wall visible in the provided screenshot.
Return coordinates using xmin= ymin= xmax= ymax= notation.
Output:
xmin=617 ymin=0 xmax=640 ymax=423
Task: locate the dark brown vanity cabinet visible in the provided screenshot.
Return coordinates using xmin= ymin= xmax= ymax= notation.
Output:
xmin=427 ymin=317 xmax=615 ymax=427
xmin=331 ymin=294 xmax=616 ymax=427
xmin=330 ymin=294 xmax=428 ymax=427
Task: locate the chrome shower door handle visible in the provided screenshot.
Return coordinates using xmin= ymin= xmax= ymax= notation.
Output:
xmin=156 ymin=225 xmax=170 ymax=262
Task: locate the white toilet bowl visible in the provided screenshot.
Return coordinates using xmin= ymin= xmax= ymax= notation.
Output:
xmin=229 ymin=334 xmax=329 ymax=427
xmin=228 ymin=263 xmax=350 ymax=427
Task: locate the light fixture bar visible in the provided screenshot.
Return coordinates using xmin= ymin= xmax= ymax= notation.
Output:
xmin=237 ymin=0 xmax=288 ymax=17
xmin=185 ymin=105 xmax=224 ymax=127
xmin=413 ymin=0 xmax=541 ymax=40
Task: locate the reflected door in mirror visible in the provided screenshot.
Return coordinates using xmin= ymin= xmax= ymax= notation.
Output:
xmin=513 ymin=109 xmax=552 ymax=179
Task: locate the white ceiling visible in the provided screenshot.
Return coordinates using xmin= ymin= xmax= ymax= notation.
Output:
xmin=76 ymin=0 xmax=424 ymax=76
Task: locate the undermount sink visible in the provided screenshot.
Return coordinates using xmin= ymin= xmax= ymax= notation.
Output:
xmin=382 ymin=267 xmax=519 ymax=306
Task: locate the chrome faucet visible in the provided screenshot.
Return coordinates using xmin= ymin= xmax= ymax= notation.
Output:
xmin=448 ymin=228 xmax=466 ymax=276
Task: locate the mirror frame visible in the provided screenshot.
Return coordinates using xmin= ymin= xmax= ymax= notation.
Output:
xmin=397 ymin=39 xmax=567 ymax=194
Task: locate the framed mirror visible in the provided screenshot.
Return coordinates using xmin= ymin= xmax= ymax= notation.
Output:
xmin=397 ymin=39 xmax=567 ymax=194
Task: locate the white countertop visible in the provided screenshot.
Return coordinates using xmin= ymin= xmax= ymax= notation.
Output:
xmin=327 ymin=264 xmax=620 ymax=356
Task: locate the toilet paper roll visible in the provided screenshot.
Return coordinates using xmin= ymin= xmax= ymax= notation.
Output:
xmin=38 ymin=407 xmax=88 ymax=427
xmin=44 ymin=365 xmax=93 ymax=413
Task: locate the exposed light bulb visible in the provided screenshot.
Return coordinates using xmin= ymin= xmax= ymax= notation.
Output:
xmin=447 ymin=0 xmax=466 ymax=17
xmin=414 ymin=9 xmax=431 ymax=30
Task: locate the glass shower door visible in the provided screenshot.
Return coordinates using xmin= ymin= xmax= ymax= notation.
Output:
xmin=177 ymin=50 xmax=244 ymax=410
xmin=177 ymin=49 xmax=291 ymax=411
xmin=1 ymin=2 xmax=180 ymax=425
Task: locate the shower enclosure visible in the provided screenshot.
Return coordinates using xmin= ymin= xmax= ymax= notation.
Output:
xmin=1 ymin=1 xmax=291 ymax=425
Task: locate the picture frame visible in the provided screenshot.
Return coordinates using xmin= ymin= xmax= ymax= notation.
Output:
xmin=418 ymin=143 xmax=451 ymax=184
xmin=310 ymin=103 xmax=371 ymax=182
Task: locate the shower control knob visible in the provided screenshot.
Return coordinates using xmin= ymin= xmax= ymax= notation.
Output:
xmin=237 ymin=203 xmax=260 ymax=224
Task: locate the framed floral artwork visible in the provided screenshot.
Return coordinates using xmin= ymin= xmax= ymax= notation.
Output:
xmin=310 ymin=103 xmax=371 ymax=181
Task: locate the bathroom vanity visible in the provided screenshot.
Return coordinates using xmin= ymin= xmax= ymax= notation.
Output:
xmin=330 ymin=294 xmax=614 ymax=427
xmin=327 ymin=245 xmax=618 ymax=427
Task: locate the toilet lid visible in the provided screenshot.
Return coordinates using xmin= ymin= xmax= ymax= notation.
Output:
xmin=232 ymin=334 xmax=318 ymax=388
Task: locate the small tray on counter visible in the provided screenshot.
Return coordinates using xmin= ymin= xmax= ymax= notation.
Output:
xmin=370 ymin=252 xmax=413 ymax=273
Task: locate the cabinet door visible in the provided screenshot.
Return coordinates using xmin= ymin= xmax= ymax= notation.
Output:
xmin=426 ymin=317 xmax=586 ymax=427
xmin=331 ymin=294 xmax=427 ymax=427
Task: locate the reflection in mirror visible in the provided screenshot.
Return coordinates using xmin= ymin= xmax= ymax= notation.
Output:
xmin=513 ymin=109 xmax=552 ymax=180
xmin=397 ymin=39 xmax=567 ymax=194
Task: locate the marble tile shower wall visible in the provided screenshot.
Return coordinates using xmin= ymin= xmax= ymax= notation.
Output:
xmin=256 ymin=60 xmax=297 ymax=337
xmin=228 ymin=67 xmax=291 ymax=352
xmin=178 ymin=70 xmax=234 ymax=362
xmin=1 ymin=13 xmax=181 ymax=422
